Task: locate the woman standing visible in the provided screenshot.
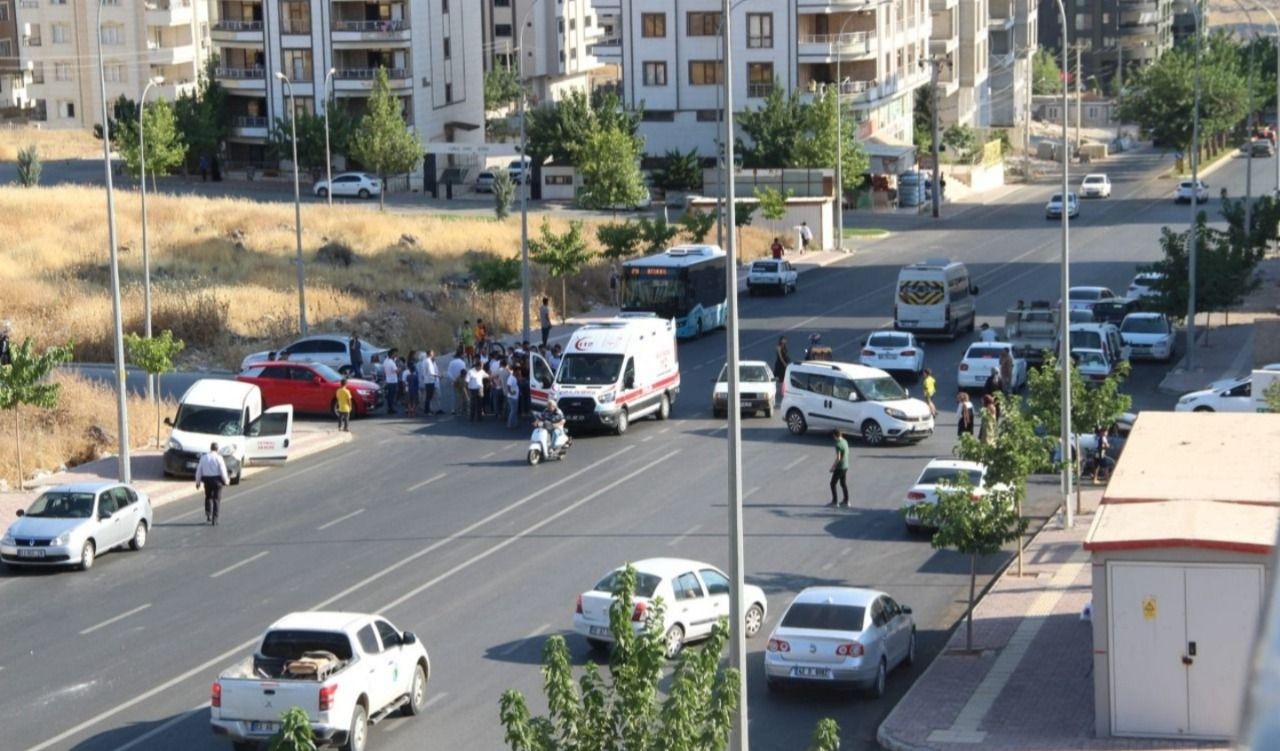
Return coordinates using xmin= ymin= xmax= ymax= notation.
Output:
xmin=978 ymin=394 xmax=999 ymax=445
xmin=774 ymin=336 xmax=791 ymax=401
xmin=956 ymin=392 xmax=975 ymax=436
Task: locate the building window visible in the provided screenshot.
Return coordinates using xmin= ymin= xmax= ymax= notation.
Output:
xmin=687 ymin=12 xmax=718 ymax=37
xmin=30 ymin=61 xmax=43 ymax=83
xmin=0 ymin=3 xmax=8 ymax=22
xmin=23 ymin=24 xmax=39 ymax=46
xmin=747 ymin=62 xmax=773 ymax=97
xmin=441 ymin=0 xmax=448 ymax=13
xmin=641 ymin=110 xmax=675 ymax=122
xmin=546 ymin=174 xmax=573 ymax=185
xmin=284 ymin=49 xmax=312 ymax=80
xmin=494 ymin=23 xmax=512 ymax=37
xmin=445 ymin=82 xmax=453 ymax=102
xmin=290 ymin=95 xmax=313 ymax=118
xmin=60 ymin=100 xmax=74 ymax=118
xmin=54 ymin=62 xmax=72 ymax=80
xmin=643 ymin=61 xmax=667 ymax=86
xmin=746 ymin=13 xmax=772 ymax=48
xmin=495 ymin=0 xmax=510 ymax=5
xmin=51 ymin=23 xmax=68 ymax=44
xmin=104 ymin=63 xmax=125 ymax=82
xmin=100 ymin=23 xmax=124 ymax=45
xmin=443 ymin=37 xmax=451 ymax=59
xmin=0 ymin=39 xmax=10 ymax=56
xmin=641 ymin=13 xmax=665 ymax=38
xmin=695 ymin=110 xmax=720 ymax=122
xmin=585 ymin=15 xmax=592 ymax=27
xmin=688 ymin=60 xmax=723 ymax=86
xmin=282 ymin=1 xmax=310 ymax=34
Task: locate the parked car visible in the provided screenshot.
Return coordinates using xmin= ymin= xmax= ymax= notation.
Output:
xmin=712 ymin=361 xmax=776 ymax=418
xmin=475 ymin=170 xmax=497 ymax=193
xmin=1062 ymin=286 xmax=1118 ymax=314
xmin=1080 ymin=173 xmax=1112 ymax=198
xmin=1119 ymin=312 xmax=1176 ymax=361
xmin=859 ymin=332 xmax=925 ymax=381
xmin=1072 ymin=347 xmax=1121 ymax=384
xmin=572 ymin=558 xmax=768 ymax=658
xmin=763 ymin=587 xmax=915 ymax=697
xmin=312 ymin=172 xmax=381 ymax=199
xmin=1175 ymin=179 xmax=1209 ymax=204
xmin=780 ymin=361 xmax=934 ymax=445
xmin=1126 ymin=271 xmax=1164 ymax=300
xmin=508 ymin=157 xmax=532 ymax=184
xmin=746 ymin=259 xmax=798 ymax=295
xmin=241 ymin=335 xmax=389 ymax=380
xmin=1175 ymin=376 xmax=1255 ymax=412
xmin=1045 ymin=192 xmax=1079 ymax=219
xmin=237 ymin=361 xmax=382 ymax=417
xmin=902 ymin=459 xmax=1008 ymax=532
xmin=1069 ymin=322 xmax=1130 ymax=364
xmin=1091 ymin=297 xmax=1140 ymax=326
xmin=1247 ymin=139 xmax=1275 ymax=157
xmin=1 ymin=482 xmax=152 ymax=571
xmin=956 ymin=342 xmax=1028 ymax=392
xmin=578 ymin=188 xmax=653 ymax=211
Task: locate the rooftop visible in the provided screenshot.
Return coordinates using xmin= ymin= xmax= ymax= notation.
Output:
xmin=1084 ymin=499 xmax=1278 ymax=555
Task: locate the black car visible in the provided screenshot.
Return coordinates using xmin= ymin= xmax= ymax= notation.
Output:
xmin=1092 ymin=298 xmax=1140 ymax=326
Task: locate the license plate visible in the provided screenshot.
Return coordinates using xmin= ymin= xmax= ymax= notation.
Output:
xmin=589 ymin=626 xmax=609 ymax=637
xmin=248 ymin=721 xmax=279 ymax=734
xmin=17 ymin=548 xmax=45 ymax=558
xmin=567 ymin=415 xmax=586 ymax=422
xmin=791 ymin=666 xmax=831 ymax=679
xmin=881 ymin=353 xmax=897 ymax=359
xmin=185 ymin=461 xmax=197 ymax=469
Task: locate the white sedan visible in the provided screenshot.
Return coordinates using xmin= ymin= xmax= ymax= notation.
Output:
xmin=1080 ymin=173 xmax=1112 ymax=198
xmin=859 ymin=332 xmax=925 ymax=380
xmin=240 ymin=334 xmax=389 ymax=380
xmin=1045 ymin=192 xmax=1079 ymax=219
xmin=1126 ymin=272 xmax=1164 ymax=300
xmin=573 ymin=558 xmax=767 ymax=659
xmin=957 ymin=342 xmax=1027 ymax=391
xmin=313 ymin=172 xmax=381 ymax=199
xmin=712 ymin=361 xmax=775 ymax=418
xmin=1064 ymin=285 xmax=1118 ymax=314
xmin=1175 ymin=179 xmax=1209 ymax=204
xmin=1119 ymin=312 xmax=1176 ymax=361
xmin=1175 ymin=376 xmax=1255 ymax=413
xmin=902 ymin=459 xmax=1008 ymax=532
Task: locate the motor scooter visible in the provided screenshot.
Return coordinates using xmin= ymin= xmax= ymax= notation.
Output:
xmin=528 ymin=419 xmax=571 ymax=465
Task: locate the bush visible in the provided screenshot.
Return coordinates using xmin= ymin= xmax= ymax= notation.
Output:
xmin=16 ymin=145 xmax=41 ymax=187
xmin=316 ymin=240 xmax=357 ymax=267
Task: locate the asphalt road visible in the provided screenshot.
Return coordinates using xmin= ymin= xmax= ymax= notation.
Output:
xmin=0 ymin=145 xmax=1264 ymax=751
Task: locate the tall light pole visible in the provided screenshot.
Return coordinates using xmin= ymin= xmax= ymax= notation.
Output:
xmin=1053 ymin=0 xmax=1073 ymax=527
xmin=323 ymin=67 xmax=336 ymax=208
xmin=276 ymin=72 xmax=309 ymax=336
xmin=834 ymin=15 xmax=859 ymax=246
xmin=139 ymin=74 xmax=164 ymax=404
xmin=98 ymin=0 xmax=130 ymax=483
xmin=517 ymin=0 xmax=541 ymax=345
xmin=1186 ymin=0 xmax=1203 ymax=368
xmin=720 ymin=3 xmax=748 ymax=749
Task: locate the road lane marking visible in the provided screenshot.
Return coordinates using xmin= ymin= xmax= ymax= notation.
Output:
xmin=497 ymin=624 xmax=551 ymax=656
xmin=667 ymin=524 xmax=702 ymax=547
xmin=80 ymin=604 xmax=152 ymax=636
xmin=407 ymin=472 xmax=447 ymax=492
xmin=317 ymin=508 xmax=365 ymax=531
xmin=784 ymin=456 xmax=807 ymax=471
xmin=744 ymin=486 xmax=760 ymax=499
xmin=821 ymin=561 xmax=835 ymax=571
xmin=209 ymin=551 xmax=269 ymax=579
xmin=502 ymin=442 xmax=519 ymax=450
xmin=640 ymin=435 xmax=653 ymax=442
xmin=110 ymin=704 xmax=204 ymax=751
xmin=481 ymin=451 xmax=496 ymax=459
xmin=162 ymin=453 xmax=350 ymax=523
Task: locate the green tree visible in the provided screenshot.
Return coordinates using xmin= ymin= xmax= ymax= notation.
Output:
xmin=1032 ymin=47 xmax=1064 ymax=95
xmin=484 ymin=63 xmax=522 ymax=114
xmin=350 ymin=66 xmax=425 ymax=210
xmin=0 ymin=338 xmax=74 ymax=486
xmin=1263 ymin=379 xmax=1280 ymax=412
xmin=493 ymin=170 xmax=516 ymax=221
xmin=942 ymin=123 xmax=977 ymax=162
xmin=174 ymin=55 xmax=230 ymax=172
xmin=94 ymin=94 xmax=138 ymax=145
xmin=636 ymin=216 xmax=681 ymax=255
xmin=528 ymin=219 xmax=593 ymax=323
xmin=904 ymin=476 xmax=1026 ymax=652
xmin=266 ymin=102 xmax=357 ymax=180
xmin=794 ymin=86 xmax=869 ymax=191
xmin=913 ymin=87 xmax=934 ymax=153
xmin=498 ymin=564 xmax=740 ymax=751
xmin=753 ymin=186 xmax=791 ymax=222
xmin=16 ymin=145 xmax=41 ymax=187
xmin=737 ymin=85 xmax=807 ymax=168
xmin=650 ymin=148 xmax=703 ymax=192
xmin=578 ymin=126 xmax=648 ymax=214
xmin=124 ymin=330 xmax=185 ymax=448
xmin=470 ymin=254 xmax=522 ymax=325
xmin=117 ymin=98 xmax=187 ymax=188
xmin=596 ymin=221 xmax=645 ymax=261
xmin=525 ymin=90 xmax=643 ymax=169
xmin=679 ymin=211 xmax=716 ymax=244
xmin=1026 ymin=355 xmax=1132 ymax=456
xmin=1142 ymin=214 xmax=1265 ymax=325
xmin=268 ymin=707 xmax=316 ymax=751
xmin=807 ymin=718 xmax=842 ymax=751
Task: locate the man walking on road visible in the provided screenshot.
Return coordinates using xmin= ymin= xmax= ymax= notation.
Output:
xmin=539 ymin=297 xmax=553 ymax=349
xmin=382 ymin=349 xmax=400 ymax=415
xmin=827 ymin=429 xmax=850 ymax=508
xmin=195 ymin=442 xmax=230 ymax=525
xmin=448 ymin=348 xmax=468 ymax=416
xmin=505 ymin=366 xmax=521 ymax=429
xmin=335 ymin=378 xmax=353 ymax=432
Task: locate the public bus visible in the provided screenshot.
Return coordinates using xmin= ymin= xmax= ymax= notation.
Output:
xmin=621 ymin=245 xmax=728 ymax=339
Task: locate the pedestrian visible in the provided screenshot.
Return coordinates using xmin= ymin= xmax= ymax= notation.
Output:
xmin=466 ymin=359 xmax=486 ymax=421
xmin=0 ymin=321 xmax=12 ymax=366
xmin=475 ymin=319 xmax=488 ymax=351
xmin=978 ymin=394 xmax=999 ymax=445
xmin=505 ymin=364 xmax=521 ymax=429
xmin=460 ymin=320 xmax=476 ymax=358
xmin=419 ymin=350 xmax=438 ymax=414
xmin=956 ymin=392 xmax=975 ymax=436
xmin=827 ymin=429 xmax=850 ymax=507
xmin=978 ymin=322 xmax=997 ymax=343
xmin=194 ymin=442 xmax=229 ymax=525
xmin=548 ymin=344 xmax=563 ymax=372
xmin=922 ymin=368 xmax=937 ymax=417
xmin=335 ymin=378 xmax=353 ymax=432
xmin=939 ymin=174 xmax=947 ymax=198
xmin=489 ymin=355 xmax=505 ymax=416
xmin=999 ymin=350 xmax=1015 ymax=395
xmin=448 ymin=347 xmax=468 ymax=416
xmin=382 ymin=348 xmax=400 ymax=414
xmin=539 ymin=296 xmax=553 ymax=349
xmin=609 ymin=266 xmax=620 ymax=306
xmin=1091 ymin=425 xmax=1117 ymax=483
xmin=348 ymin=333 xmax=363 ymax=378
xmin=984 ymin=367 xmax=1003 ymax=396
xmin=799 ymin=221 xmax=813 ymax=251
xmin=770 ymin=237 xmax=784 ymax=260
xmin=774 ymin=336 xmax=791 ymax=400
xmin=199 ymin=154 xmax=209 ymax=183
xmin=405 ymin=355 xmax=420 ymax=417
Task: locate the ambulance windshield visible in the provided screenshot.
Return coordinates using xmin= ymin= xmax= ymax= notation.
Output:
xmin=557 ymin=353 xmax=624 ymax=385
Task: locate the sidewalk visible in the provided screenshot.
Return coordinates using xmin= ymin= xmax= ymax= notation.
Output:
xmin=877 ymin=487 xmax=1228 ymax=751
xmin=0 ymin=422 xmax=351 ymax=521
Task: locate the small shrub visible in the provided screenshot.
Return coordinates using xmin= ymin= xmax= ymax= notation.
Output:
xmin=316 ymin=240 xmax=357 ymax=267
xmin=16 ymin=145 xmax=41 ymax=187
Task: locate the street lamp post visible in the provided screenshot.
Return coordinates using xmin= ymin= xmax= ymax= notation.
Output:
xmin=1052 ymin=0 xmax=1073 ymax=527
xmin=139 ymin=74 xmax=164 ymax=404
xmin=97 ymin=0 xmax=130 ymax=483
xmin=323 ymin=67 xmax=336 ymax=208
xmin=1186 ymin=1 xmax=1203 ymax=368
xmin=517 ymin=0 xmax=541 ymax=345
xmin=275 ymin=72 xmax=309 ymax=336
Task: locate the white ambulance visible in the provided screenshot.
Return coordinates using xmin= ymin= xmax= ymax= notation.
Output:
xmin=552 ymin=314 xmax=680 ymax=434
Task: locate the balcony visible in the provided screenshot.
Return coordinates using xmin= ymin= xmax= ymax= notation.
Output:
xmin=989 ymin=0 xmax=1015 ymax=29
xmin=145 ymin=0 xmax=193 ymax=26
xmin=215 ymin=66 xmax=267 ymax=90
xmin=230 ymin=115 xmax=268 ymax=139
xmin=152 ymin=81 xmax=197 ymax=101
xmin=334 ymin=67 xmax=412 ymax=92
xmin=746 ymin=82 xmax=775 ymax=99
xmin=148 ymin=43 xmax=196 ymax=66
xmin=211 ymin=20 xmax=264 ymax=43
xmin=1117 ymin=0 xmax=1161 ymax=11
xmin=331 ymin=19 xmax=412 ymax=45
xmin=797 ymin=31 xmax=875 ymax=60
xmin=1119 ymin=22 xmax=1160 ymax=40
xmin=798 ymin=0 xmax=879 ymax=7
xmin=590 ymin=37 xmax=622 ymax=61
xmin=930 ymin=0 xmax=957 ymax=10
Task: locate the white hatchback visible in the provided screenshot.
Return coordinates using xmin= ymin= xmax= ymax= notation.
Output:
xmin=712 ymin=361 xmax=775 ymax=418
xmin=956 ymin=342 xmax=1027 ymax=391
xmin=859 ymin=332 xmax=925 ymax=380
xmin=1175 ymin=179 xmax=1209 ymax=204
xmin=1080 ymin=173 xmax=1112 ymax=198
xmin=1126 ymin=272 xmax=1164 ymax=300
xmin=1119 ymin=312 xmax=1176 ymax=361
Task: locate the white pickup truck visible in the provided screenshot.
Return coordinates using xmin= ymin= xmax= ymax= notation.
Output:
xmin=211 ymin=612 xmax=430 ymax=751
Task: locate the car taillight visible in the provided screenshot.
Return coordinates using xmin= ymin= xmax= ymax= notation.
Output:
xmin=632 ymin=601 xmax=648 ymax=622
xmin=836 ymin=642 xmax=865 ymax=657
xmin=319 ymin=683 xmax=339 ymax=712
xmin=862 ymin=349 xmax=875 ymax=357
xmin=575 ymin=594 xmax=583 ymax=614
xmin=959 ymin=363 xmax=969 ymax=371
xmin=901 ymin=349 xmax=915 ymax=357
xmin=907 ymin=491 xmax=926 ymax=501
xmin=767 ymin=638 xmax=791 ymax=653
xmin=211 ymin=682 xmax=222 ymax=708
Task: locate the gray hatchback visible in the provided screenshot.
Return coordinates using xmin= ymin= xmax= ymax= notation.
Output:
xmin=1 ymin=481 xmax=153 ymax=571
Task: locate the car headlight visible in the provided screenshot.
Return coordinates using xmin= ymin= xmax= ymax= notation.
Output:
xmin=884 ymin=407 xmax=909 ymax=420
xmin=51 ymin=532 xmax=70 ymax=547
xmin=1 ymin=529 xmax=13 ymax=545
xmin=220 ymin=445 xmax=236 ymax=457
xmin=167 ymin=438 xmax=182 ymax=451
xmin=357 ymin=388 xmax=374 ymax=396
xmin=597 ymin=391 xmax=616 ymax=404
xmin=1178 ymin=395 xmax=1195 ymax=404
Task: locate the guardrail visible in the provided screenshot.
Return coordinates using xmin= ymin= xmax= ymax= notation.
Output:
xmin=212 ymin=20 xmax=263 ymax=32
xmin=335 ymin=67 xmax=411 ymax=80
xmin=332 ymin=19 xmax=408 ymax=32
xmin=215 ymin=67 xmax=266 ymax=80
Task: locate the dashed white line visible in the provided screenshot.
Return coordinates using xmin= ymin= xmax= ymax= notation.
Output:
xmin=640 ymin=435 xmax=654 ymax=442
xmin=110 ymin=704 xmax=204 ymax=751
xmin=841 ymin=546 xmax=853 ymax=557
xmin=784 ymin=456 xmax=807 ymax=471
xmin=481 ymin=450 xmax=496 ymax=459
xmin=743 ymin=486 xmax=760 ymax=499
xmin=497 ymin=623 xmax=551 ymax=656
xmin=424 ymin=693 xmax=447 ymax=710
xmin=502 ymin=442 xmax=519 ymax=450
xmin=407 ymin=472 xmax=447 ymax=492
xmin=209 ymin=551 xmax=269 ymax=579
xmin=317 ymin=508 xmax=365 ymax=531
xmin=667 ymin=524 xmax=703 ymax=547
xmin=80 ymin=604 xmax=151 ymax=636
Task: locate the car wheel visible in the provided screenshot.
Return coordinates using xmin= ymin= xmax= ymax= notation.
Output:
xmin=614 ymin=408 xmax=629 ymax=436
xmin=664 ymin=624 xmax=685 ymax=659
xmin=317 ymin=187 xmax=328 ymax=198
xmin=861 ymin=420 xmax=885 ymax=446
xmin=341 ymin=704 xmax=368 ymax=751
xmin=129 ymin=521 xmax=148 ymax=551
xmin=744 ymin=604 xmax=765 ymax=637
xmin=587 ymin=638 xmax=611 ymax=653
xmin=1193 ymin=406 xmax=1215 ymax=413
xmin=785 ymin=408 xmax=808 ymax=435
xmin=905 ymin=629 xmax=917 ymax=666
xmin=765 ymin=402 xmax=774 ymax=419
xmin=867 ymin=658 xmax=887 ymax=699
xmin=79 ymin=540 xmax=96 ymax=571
xmin=403 ymin=664 xmax=428 ymax=716
xmin=747 ymin=286 xmax=756 ymax=297
xmin=358 ymin=188 xmax=371 ymax=199
xmin=656 ymin=393 xmax=670 ymax=421
xmin=230 ymin=467 xmax=242 ymax=486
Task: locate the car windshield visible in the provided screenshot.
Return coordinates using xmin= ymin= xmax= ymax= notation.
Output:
xmin=594 ymin=570 xmax=662 ymax=599
xmin=966 ymin=346 xmax=1005 ymax=359
xmin=918 ymin=468 xmax=985 ymax=486
xmin=557 ymin=354 xmax=624 ymax=385
xmin=854 ymin=376 xmax=908 ymax=401
xmin=25 ymin=492 xmax=96 ymax=519
xmin=1075 ymin=351 xmax=1107 ymax=367
xmin=781 ymin=603 xmax=866 ymax=632
xmin=1069 ymin=289 xmax=1100 ymax=300
xmin=173 ymin=404 xmax=243 ymax=435
xmin=717 ymin=364 xmax=773 ymax=383
xmin=1122 ymin=317 xmax=1166 ymax=334
xmin=1050 ymin=193 xmax=1063 ymax=203
xmin=1084 ymin=176 xmax=1104 ymax=184
xmin=1073 ymin=331 xmax=1103 ymax=350
xmin=311 ymin=363 xmax=343 ymax=381
xmin=868 ymin=334 xmax=911 ymax=348
xmin=751 ymin=261 xmax=778 ymax=272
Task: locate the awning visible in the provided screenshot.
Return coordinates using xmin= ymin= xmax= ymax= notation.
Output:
xmin=862 ymin=138 xmax=916 ymax=176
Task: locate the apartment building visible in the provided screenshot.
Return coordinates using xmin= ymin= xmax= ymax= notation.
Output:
xmin=1 ymin=0 xmax=23 ymax=111
xmin=987 ymin=0 xmax=1035 ymax=126
xmin=1038 ymin=0 xmax=1173 ymax=83
xmin=937 ymin=0 xmax=990 ymax=127
xmin=478 ymin=0 xmax=613 ymax=106
xmin=4 ymin=0 xmax=209 ymax=127
xmin=210 ymin=0 xmax=483 ymax=169
xmin=591 ymin=0 xmax=932 ymax=158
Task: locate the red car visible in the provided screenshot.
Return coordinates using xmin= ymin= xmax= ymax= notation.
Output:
xmin=236 ymin=361 xmax=382 ymax=417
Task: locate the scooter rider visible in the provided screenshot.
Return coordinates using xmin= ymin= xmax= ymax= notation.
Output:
xmin=540 ymin=399 xmax=569 ymax=450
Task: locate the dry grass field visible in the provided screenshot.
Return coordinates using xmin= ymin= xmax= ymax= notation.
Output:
xmin=0 ymin=126 xmax=103 ymax=162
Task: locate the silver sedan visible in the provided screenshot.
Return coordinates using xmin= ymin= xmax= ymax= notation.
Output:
xmin=1 ymin=481 xmax=153 ymax=571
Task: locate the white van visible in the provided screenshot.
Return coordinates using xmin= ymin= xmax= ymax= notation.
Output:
xmin=162 ymin=379 xmax=294 ymax=484
xmin=894 ymin=259 xmax=978 ymax=339
xmin=1068 ymin=323 xmax=1130 ymax=364
xmin=779 ymin=361 xmax=934 ymax=445
xmin=551 ymin=314 xmax=680 ymax=434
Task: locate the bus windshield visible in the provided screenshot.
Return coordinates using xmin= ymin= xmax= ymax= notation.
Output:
xmin=622 ymin=277 xmax=686 ymax=319
xmin=557 ymin=353 xmax=624 ymax=385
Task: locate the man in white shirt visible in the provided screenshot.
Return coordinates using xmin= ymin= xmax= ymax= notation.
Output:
xmin=382 ymin=351 xmax=400 ymax=414
xmin=465 ymin=361 xmax=487 ymax=421
xmin=194 ymin=442 xmax=230 ymax=525
xmin=505 ymin=363 xmax=521 ymax=428
xmin=799 ymin=221 xmax=813 ymax=251
xmin=421 ymin=350 xmax=441 ymax=415
xmin=978 ymin=323 xmax=998 ymax=343
xmin=447 ymin=349 xmax=468 ymax=416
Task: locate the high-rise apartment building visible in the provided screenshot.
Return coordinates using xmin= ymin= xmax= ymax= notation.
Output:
xmin=1038 ymin=0 xmax=1173 ymax=83
xmin=210 ymin=0 xmax=483 ymax=169
xmin=988 ymin=0 xmax=1035 ymax=126
xmin=939 ymin=0 xmax=991 ymax=126
xmin=591 ymin=0 xmax=932 ymax=157
xmin=6 ymin=0 xmax=210 ymax=127
xmin=479 ymin=0 xmax=613 ymax=106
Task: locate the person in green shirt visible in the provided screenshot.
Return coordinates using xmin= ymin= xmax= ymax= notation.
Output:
xmin=828 ymin=429 xmax=850 ymax=507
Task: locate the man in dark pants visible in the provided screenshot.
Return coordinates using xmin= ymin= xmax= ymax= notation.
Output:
xmin=348 ymin=333 xmax=363 ymax=378
xmin=827 ymin=429 xmax=850 ymax=507
xmin=195 ymin=442 xmax=230 ymax=525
